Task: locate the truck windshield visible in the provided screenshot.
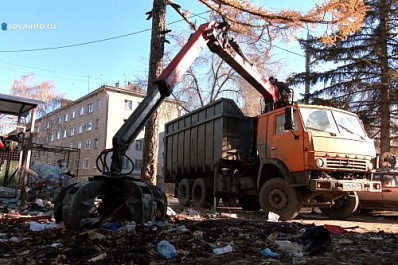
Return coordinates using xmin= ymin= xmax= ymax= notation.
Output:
xmin=300 ymin=107 xmax=366 ymax=139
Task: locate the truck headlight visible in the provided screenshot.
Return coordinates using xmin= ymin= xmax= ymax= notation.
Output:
xmin=316 ymin=158 xmax=324 ymax=168
xmin=368 ymin=162 xmax=373 ymax=171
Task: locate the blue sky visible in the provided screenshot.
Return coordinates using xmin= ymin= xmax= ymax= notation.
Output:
xmin=0 ymin=0 xmax=313 ymax=101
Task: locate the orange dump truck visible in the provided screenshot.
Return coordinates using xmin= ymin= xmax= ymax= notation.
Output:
xmin=164 ymin=98 xmax=380 ymax=220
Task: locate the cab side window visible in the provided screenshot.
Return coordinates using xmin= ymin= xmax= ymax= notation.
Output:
xmin=383 ymin=174 xmax=397 ymax=187
xmin=275 ymin=112 xmax=298 ymax=135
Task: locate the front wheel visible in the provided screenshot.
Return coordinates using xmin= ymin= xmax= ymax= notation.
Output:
xmin=320 ymin=192 xmax=359 ymax=220
xmin=259 ymin=178 xmax=302 ymax=220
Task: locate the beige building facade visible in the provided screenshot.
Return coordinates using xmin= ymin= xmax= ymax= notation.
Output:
xmin=34 ymin=83 xmax=180 ymax=180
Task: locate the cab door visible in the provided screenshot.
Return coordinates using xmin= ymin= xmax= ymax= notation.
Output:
xmin=267 ymin=110 xmax=304 ymax=172
xmin=380 ymin=174 xmax=398 ymax=209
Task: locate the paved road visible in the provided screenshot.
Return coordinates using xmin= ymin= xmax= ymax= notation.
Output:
xmin=167 ymin=196 xmax=398 ymax=233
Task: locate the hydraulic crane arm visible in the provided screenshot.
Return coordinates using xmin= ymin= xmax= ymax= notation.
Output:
xmin=110 ymin=22 xmax=217 ymax=174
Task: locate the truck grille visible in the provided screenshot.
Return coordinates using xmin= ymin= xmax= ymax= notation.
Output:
xmin=326 ymin=158 xmax=367 ymax=171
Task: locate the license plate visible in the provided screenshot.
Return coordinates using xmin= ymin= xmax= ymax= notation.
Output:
xmin=344 ymin=182 xmax=362 ymax=190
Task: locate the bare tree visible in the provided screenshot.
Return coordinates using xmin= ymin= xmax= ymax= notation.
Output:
xmin=0 ymin=73 xmax=64 ymax=126
xmin=141 ymin=0 xmax=167 ymax=185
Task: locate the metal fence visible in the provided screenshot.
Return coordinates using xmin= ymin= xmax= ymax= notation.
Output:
xmin=1 ymin=124 xmax=80 ymax=190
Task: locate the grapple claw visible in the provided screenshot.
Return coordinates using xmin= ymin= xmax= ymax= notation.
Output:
xmin=54 ymin=177 xmax=167 ymax=230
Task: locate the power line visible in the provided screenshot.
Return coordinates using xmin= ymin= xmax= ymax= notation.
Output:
xmin=0 ymin=11 xmax=211 ymax=53
xmin=273 ymin=45 xmax=304 ymax=57
xmin=0 ymin=67 xmax=113 ymax=86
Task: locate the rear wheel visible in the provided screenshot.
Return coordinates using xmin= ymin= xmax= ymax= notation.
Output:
xmin=259 ymin=178 xmax=302 ymax=220
xmin=178 ymin=179 xmax=194 ymax=207
xmin=191 ymin=178 xmax=211 ymax=208
xmin=320 ymin=192 xmax=359 ymax=219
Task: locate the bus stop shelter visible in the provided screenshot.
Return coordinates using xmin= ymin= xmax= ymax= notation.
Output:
xmin=0 ymin=93 xmax=45 ymax=202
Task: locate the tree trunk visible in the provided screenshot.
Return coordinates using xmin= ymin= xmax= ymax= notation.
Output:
xmin=378 ymin=0 xmax=390 ymax=153
xmin=141 ymin=0 xmax=166 ymax=185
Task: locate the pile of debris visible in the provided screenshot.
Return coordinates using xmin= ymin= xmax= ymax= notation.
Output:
xmin=0 ymin=203 xmax=398 ymax=265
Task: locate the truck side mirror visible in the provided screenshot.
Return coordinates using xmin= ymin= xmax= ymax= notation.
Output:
xmin=284 ymin=107 xmax=295 ymax=130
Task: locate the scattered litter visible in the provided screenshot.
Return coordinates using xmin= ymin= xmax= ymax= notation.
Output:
xmin=268 ymin=212 xmax=280 ymax=222
xmin=118 ymin=221 xmax=136 ymax=233
xmin=213 ymin=244 xmax=233 ymax=255
xmin=157 ymin=240 xmax=177 ymax=258
xmin=273 ymin=240 xmax=302 ymax=254
xmin=260 ymin=247 xmax=279 ymax=258
xmin=220 ymin=212 xmax=237 ymax=218
xmin=103 ymin=222 xmax=120 ymax=231
xmin=302 ymin=225 xmax=331 ymax=255
xmin=324 ymin=224 xmax=347 ymax=234
xmin=89 ymin=253 xmax=106 ymax=262
xmin=29 ymin=221 xmax=57 ymax=231
xmin=166 ymin=207 xmax=176 ymax=216
xmin=292 ymin=251 xmax=306 ymax=264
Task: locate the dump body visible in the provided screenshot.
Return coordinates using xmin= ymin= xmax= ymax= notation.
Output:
xmin=164 ymin=98 xmax=252 ymax=181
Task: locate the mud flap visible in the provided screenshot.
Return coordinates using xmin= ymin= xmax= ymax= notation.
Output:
xmin=58 ymin=178 xmax=167 ymax=230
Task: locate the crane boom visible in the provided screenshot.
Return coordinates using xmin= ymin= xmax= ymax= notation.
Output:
xmin=111 ymin=22 xmax=280 ymax=174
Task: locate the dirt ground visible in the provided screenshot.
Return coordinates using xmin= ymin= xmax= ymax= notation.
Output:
xmin=0 ymin=197 xmax=397 ymax=265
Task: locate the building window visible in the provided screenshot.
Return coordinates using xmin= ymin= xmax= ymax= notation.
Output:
xmin=86 ymin=121 xmax=92 ymax=131
xmin=64 ymin=113 xmax=69 ymax=122
xmin=122 ymin=157 xmax=129 ymax=170
xmin=36 ymin=126 xmax=40 ymax=133
xmin=70 ymin=126 xmax=75 ymax=136
xmin=79 ymin=106 xmax=84 ymax=116
xmin=135 ymin=159 xmax=142 ymax=171
xmin=71 ymin=110 xmax=76 ymax=119
xmin=56 ymin=131 xmax=60 ymax=140
xmin=63 ymin=129 xmax=67 ymax=138
xmin=135 ymin=140 xmax=143 ymax=150
xmin=124 ymin=100 xmax=132 ymax=110
xmin=77 ymin=142 xmax=81 ymax=149
xmin=96 ymin=99 xmax=101 ymax=109
xmin=94 ymin=138 xmax=99 ymax=149
xmin=50 ymin=135 xmax=54 ymax=142
xmin=95 ymin=119 xmax=100 ymax=128
xmin=88 ymin=103 xmax=93 ymax=113
xmin=84 ymin=139 xmax=91 ymax=149
xmin=46 ymin=121 xmax=50 ymax=129
xmin=78 ymin=124 xmax=83 ymax=134
xmin=69 ymin=143 xmax=74 ymax=148
xmin=82 ymin=158 xmax=90 ymax=169
xmin=57 ymin=116 xmax=61 ymax=124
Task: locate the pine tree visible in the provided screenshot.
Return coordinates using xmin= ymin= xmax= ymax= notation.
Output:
xmin=289 ymin=0 xmax=398 ymax=152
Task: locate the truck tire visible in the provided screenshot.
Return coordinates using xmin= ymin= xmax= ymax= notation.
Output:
xmin=239 ymin=196 xmax=261 ymax=211
xmin=178 ymin=179 xmax=194 ymax=207
xmin=320 ymin=192 xmax=359 ymax=220
xmin=192 ymin=178 xmax=211 ymax=208
xmin=259 ymin=178 xmax=301 ymax=220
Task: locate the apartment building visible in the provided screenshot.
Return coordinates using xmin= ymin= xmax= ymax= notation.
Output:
xmin=34 ymin=83 xmax=180 ymax=180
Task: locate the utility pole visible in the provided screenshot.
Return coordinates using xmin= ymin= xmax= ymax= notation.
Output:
xmin=378 ymin=0 xmax=390 ymax=153
xmin=141 ymin=0 xmax=167 ymax=185
xmin=304 ymin=31 xmax=310 ymax=104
